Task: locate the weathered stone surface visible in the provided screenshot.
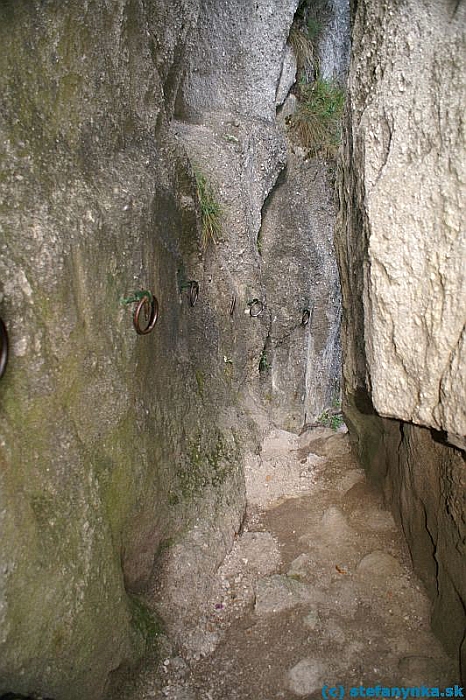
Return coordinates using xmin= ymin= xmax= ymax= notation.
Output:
xmin=170 ymin=0 xmax=297 ymax=440
xmin=276 ymin=44 xmax=298 ymax=107
xmin=175 ymin=0 xmax=299 ymax=121
xmin=229 ymin=531 xmax=281 ymax=575
xmin=175 ymin=0 xmax=345 ymax=436
xmin=320 ymin=505 xmax=354 ymax=541
xmin=259 ymin=152 xmax=342 ymax=430
xmin=287 ymin=657 xmax=327 ymax=696
xmin=0 ymin=2 xmax=253 ymax=697
xmin=171 ymin=113 xmax=286 ymax=412
xmin=302 ymin=608 xmax=320 ymax=630
xmin=254 ymin=574 xmax=322 ymax=614
xmin=398 ymin=655 xmax=449 ymax=686
xmin=341 ymin=0 xmax=466 ymax=443
xmin=313 ymin=0 xmax=351 ymax=83
xmin=288 ymin=553 xmax=312 ymax=580
xmin=1 ymin=0 xmax=342 ymax=695
xmin=246 ymin=428 xmax=325 ymax=505
xmin=337 ymin=0 xmax=466 ymax=679
xmin=356 ymin=551 xmax=404 ymax=579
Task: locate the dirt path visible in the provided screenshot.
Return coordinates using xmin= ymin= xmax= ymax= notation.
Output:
xmin=115 ymin=427 xmax=457 ymax=699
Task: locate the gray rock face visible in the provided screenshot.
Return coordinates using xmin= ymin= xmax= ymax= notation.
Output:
xmin=0 ymin=2 xmax=250 ymax=698
xmin=175 ymin=0 xmax=299 ymax=121
xmin=344 ymin=0 xmax=466 ymax=444
xmin=0 ymin=0 xmax=350 ymax=696
xmin=170 ymin=2 xmax=300 ymax=440
xmin=276 ymin=44 xmax=298 ymax=107
xmin=317 ymin=0 xmax=351 ymax=83
xmin=259 ymin=152 xmax=342 ymax=429
xmin=1 ymin=0 xmax=343 ymax=696
xmin=174 ymin=0 xmax=342 ymax=436
xmin=356 ymin=551 xmax=404 ymax=580
xmin=337 ymin=0 xmax=466 ymax=678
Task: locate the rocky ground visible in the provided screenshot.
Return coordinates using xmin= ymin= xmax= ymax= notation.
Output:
xmin=113 ymin=427 xmax=458 ymax=700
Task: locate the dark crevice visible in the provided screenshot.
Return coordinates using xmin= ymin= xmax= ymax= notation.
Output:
xmin=0 ymin=696 xmax=55 ymax=700
xmin=431 ymin=427 xmax=452 ymax=448
xmin=258 ymin=331 xmax=272 ymax=376
xmin=353 ymin=385 xmax=376 ymax=415
xmin=256 ymin=165 xmax=288 ymax=255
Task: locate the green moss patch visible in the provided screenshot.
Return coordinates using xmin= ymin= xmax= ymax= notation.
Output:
xmin=176 ymin=430 xmax=236 ymax=500
xmin=128 ymin=595 xmax=164 ymax=650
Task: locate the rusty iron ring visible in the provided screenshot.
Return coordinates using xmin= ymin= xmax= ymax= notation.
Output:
xmin=189 ymin=281 xmax=199 ymax=307
xmin=301 ymin=309 xmax=311 ymax=326
xmin=229 ymin=294 xmax=236 ymax=316
xmin=0 ymin=318 xmax=8 ymax=379
xmin=249 ymin=299 xmax=264 ymax=318
xmin=133 ymin=294 xmax=159 ymax=335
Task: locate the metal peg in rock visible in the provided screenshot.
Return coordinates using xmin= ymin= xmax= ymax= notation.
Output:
xmin=248 ymin=298 xmax=264 ymax=317
xmin=229 ymin=294 xmax=236 ymax=316
xmin=301 ymin=309 xmax=311 ymax=326
xmin=189 ymin=281 xmax=199 ymax=307
xmin=179 ymin=280 xmax=199 ymax=307
xmin=121 ymin=290 xmax=159 ymax=335
xmin=0 ymin=317 xmax=8 ymax=379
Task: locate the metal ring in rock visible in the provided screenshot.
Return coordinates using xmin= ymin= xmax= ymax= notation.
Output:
xmin=0 ymin=318 xmax=8 ymax=379
xmin=249 ymin=299 xmax=264 ymax=317
xmin=133 ymin=295 xmax=159 ymax=335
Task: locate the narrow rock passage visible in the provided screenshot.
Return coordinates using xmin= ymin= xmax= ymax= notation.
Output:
xmin=116 ymin=429 xmax=457 ymax=700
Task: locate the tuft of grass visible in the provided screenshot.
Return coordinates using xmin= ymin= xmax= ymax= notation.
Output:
xmin=289 ymin=24 xmax=317 ymax=73
xmin=193 ymin=168 xmax=222 ymax=251
xmin=288 ymin=78 xmax=345 ymax=158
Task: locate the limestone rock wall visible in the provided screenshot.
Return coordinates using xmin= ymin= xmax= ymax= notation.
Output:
xmin=337 ymin=0 xmax=466 ymax=678
xmin=172 ymin=0 xmax=343 ymax=436
xmin=0 ymin=2 xmax=250 ymax=697
xmin=0 ymin=1 xmax=348 ymax=696
xmin=172 ymin=0 xmax=299 ymax=432
xmin=0 ymin=0 xmax=342 ymax=694
xmin=175 ymin=0 xmax=297 ymax=122
xmin=344 ymin=0 xmax=466 ymax=447
xmin=259 ymin=153 xmax=342 ymax=431
xmin=312 ymin=0 xmax=351 ymax=83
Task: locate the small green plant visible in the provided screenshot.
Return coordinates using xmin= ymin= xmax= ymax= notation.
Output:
xmin=287 ymin=4 xmax=345 ymax=159
xmin=193 ymin=168 xmax=222 ymax=251
xmin=288 ymin=1 xmax=322 ymax=73
xmin=317 ymin=408 xmax=345 ymax=431
xmin=195 ymin=369 xmax=205 ymax=397
xmin=259 ymin=350 xmax=271 ymax=373
xmin=288 ymin=77 xmax=345 ymax=157
xmin=330 ymin=413 xmax=344 ymax=431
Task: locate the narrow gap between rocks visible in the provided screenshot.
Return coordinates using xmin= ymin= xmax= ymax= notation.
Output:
xmin=112 ymin=428 xmax=456 ymax=700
